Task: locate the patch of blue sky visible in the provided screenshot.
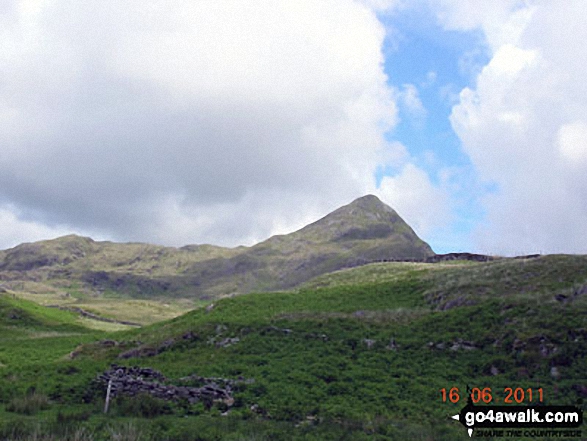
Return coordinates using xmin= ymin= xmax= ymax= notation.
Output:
xmin=378 ymin=7 xmax=489 ymax=179
xmin=375 ymin=6 xmax=495 ymax=252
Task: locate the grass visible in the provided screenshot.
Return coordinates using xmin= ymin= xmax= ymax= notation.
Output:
xmin=300 ymin=260 xmax=469 ymax=290
xmin=6 ymin=390 xmax=50 ymax=415
xmin=0 ymin=257 xmax=585 ymax=439
xmin=0 ymin=294 xmax=85 ymax=334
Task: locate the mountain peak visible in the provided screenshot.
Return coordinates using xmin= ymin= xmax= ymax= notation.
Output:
xmin=279 ymin=194 xmax=433 ymax=256
xmin=348 ymin=194 xmax=389 ymax=207
xmin=339 ymin=194 xmax=395 ymax=216
xmin=308 ymin=194 xmax=399 ymax=235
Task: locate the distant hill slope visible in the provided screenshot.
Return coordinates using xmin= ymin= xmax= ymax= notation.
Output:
xmin=0 ymin=195 xmax=434 ymax=300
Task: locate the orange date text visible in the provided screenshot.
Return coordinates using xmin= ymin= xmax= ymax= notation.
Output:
xmin=440 ymin=387 xmax=544 ymax=404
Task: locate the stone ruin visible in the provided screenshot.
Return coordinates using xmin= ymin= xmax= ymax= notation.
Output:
xmin=96 ymin=365 xmax=253 ymax=406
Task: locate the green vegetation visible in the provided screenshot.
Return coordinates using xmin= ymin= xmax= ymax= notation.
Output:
xmin=6 ymin=389 xmax=50 ymax=415
xmin=0 ymin=255 xmax=585 ymax=440
xmin=0 ymin=294 xmax=86 ymax=336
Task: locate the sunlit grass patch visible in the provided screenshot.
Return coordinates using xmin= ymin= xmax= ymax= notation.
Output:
xmin=75 ymin=317 xmax=134 ymax=332
xmin=72 ymin=299 xmax=192 ymax=325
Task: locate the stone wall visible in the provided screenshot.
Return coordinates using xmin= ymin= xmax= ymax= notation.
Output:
xmin=96 ymin=365 xmax=252 ymax=406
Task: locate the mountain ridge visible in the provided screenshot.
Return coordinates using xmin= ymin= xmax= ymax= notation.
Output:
xmin=0 ymin=195 xmax=434 ymax=299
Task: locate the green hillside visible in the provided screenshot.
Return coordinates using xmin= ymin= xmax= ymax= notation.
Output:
xmin=0 ymin=294 xmax=87 ymax=336
xmin=0 ymin=256 xmax=585 ymax=440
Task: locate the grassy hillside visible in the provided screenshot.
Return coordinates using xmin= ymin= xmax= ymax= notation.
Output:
xmin=0 ymin=294 xmax=88 ymax=336
xmin=0 ymin=256 xmax=585 ymax=440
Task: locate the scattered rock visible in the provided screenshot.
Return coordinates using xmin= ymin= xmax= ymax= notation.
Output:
xmin=554 ymin=285 xmax=587 ymax=304
xmin=386 ymin=338 xmax=398 ymax=351
xmin=264 ymin=326 xmax=292 ymax=335
xmin=158 ymin=339 xmax=175 ymax=352
xmin=304 ymin=415 xmax=318 ymax=425
xmin=573 ymin=285 xmax=587 ymax=299
xmin=182 ymin=331 xmax=198 ymax=340
xmin=512 ymin=338 xmax=525 ymax=352
xmin=117 ymin=338 xmax=176 ymax=359
xmin=216 ymin=337 xmax=240 ymax=348
xmin=527 ymin=335 xmax=546 ymax=344
xmin=99 ymin=340 xmax=118 ymax=347
xmin=539 ymin=342 xmax=557 ymax=358
xmin=118 ymin=347 xmax=157 ymax=359
xmin=363 ymin=339 xmax=376 ymax=349
xmin=305 ymin=333 xmax=328 ymax=341
xmin=450 ymin=339 xmax=476 ymax=351
xmin=566 ymin=329 xmax=587 ymax=342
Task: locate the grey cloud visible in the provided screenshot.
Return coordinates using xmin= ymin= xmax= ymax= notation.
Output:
xmin=0 ymin=1 xmax=397 ymax=246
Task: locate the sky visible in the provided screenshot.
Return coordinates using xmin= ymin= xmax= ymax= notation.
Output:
xmin=1 ymin=0 xmax=587 ymax=255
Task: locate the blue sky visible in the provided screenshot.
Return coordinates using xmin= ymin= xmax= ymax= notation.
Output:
xmin=0 ymin=0 xmax=586 ymax=255
xmin=377 ymin=6 xmax=491 ymax=253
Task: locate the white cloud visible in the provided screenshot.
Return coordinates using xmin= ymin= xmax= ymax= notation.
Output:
xmin=0 ymin=0 xmax=406 ymax=248
xmin=558 ymin=121 xmax=587 ymax=165
xmin=378 ymin=141 xmax=410 ymax=168
xmin=432 ymin=0 xmax=536 ymax=50
xmin=358 ymin=0 xmax=401 ymax=12
xmin=398 ymin=83 xmax=427 ymax=119
xmin=487 ymin=43 xmax=538 ymax=77
xmin=377 ymin=163 xmax=451 ymax=238
xmin=0 ymin=206 xmax=73 ymax=250
xmin=440 ymin=0 xmax=587 ymax=254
